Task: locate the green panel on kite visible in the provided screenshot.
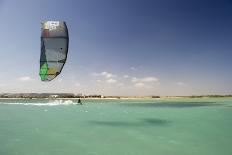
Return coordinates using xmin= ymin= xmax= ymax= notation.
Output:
xmin=39 ymin=63 xmax=48 ymax=81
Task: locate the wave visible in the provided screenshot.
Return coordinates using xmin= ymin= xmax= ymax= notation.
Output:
xmin=0 ymin=100 xmax=78 ymax=106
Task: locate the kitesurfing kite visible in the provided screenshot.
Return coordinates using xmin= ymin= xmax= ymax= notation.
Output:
xmin=39 ymin=21 xmax=69 ymax=81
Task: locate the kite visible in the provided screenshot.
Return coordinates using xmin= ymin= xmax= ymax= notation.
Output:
xmin=39 ymin=21 xmax=69 ymax=81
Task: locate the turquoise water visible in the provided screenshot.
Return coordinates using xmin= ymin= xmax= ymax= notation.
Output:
xmin=0 ymin=98 xmax=232 ymax=155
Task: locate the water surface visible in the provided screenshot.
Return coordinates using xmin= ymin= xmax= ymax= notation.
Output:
xmin=0 ymin=98 xmax=231 ymax=155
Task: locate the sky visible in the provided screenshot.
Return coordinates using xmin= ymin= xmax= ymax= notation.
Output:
xmin=0 ymin=0 xmax=232 ymax=96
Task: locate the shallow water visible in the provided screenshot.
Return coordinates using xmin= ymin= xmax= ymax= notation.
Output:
xmin=0 ymin=98 xmax=232 ymax=155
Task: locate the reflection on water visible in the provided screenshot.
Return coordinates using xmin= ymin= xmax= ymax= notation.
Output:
xmin=89 ymin=118 xmax=171 ymax=127
xmin=122 ymin=102 xmax=222 ymax=108
xmin=224 ymin=105 xmax=232 ymax=108
xmin=142 ymin=118 xmax=170 ymax=124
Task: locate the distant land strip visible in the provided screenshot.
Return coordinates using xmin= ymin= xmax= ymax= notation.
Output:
xmin=0 ymin=93 xmax=232 ymax=99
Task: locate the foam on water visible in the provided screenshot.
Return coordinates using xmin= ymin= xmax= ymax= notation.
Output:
xmin=0 ymin=100 xmax=77 ymax=106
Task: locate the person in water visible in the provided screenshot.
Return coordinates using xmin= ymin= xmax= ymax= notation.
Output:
xmin=78 ymin=98 xmax=82 ymax=105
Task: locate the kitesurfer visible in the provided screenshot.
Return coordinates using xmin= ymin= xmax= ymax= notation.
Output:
xmin=78 ymin=98 xmax=82 ymax=105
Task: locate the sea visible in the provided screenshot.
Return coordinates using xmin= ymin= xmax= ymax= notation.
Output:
xmin=0 ymin=98 xmax=232 ymax=155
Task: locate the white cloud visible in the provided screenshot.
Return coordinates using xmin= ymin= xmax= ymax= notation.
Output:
xmin=75 ymin=83 xmax=81 ymax=86
xmin=101 ymin=72 xmax=107 ymax=75
xmin=92 ymin=72 xmax=158 ymax=88
xmin=97 ymin=79 xmax=102 ymax=83
xmin=92 ymin=71 xmax=116 ymax=79
xmin=131 ymin=77 xmax=138 ymax=83
xmin=130 ymin=67 xmax=137 ymax=71
xmin=134 ymin=82 xmax=145 ymax=88
xmin=105 ymin=74 xmax=114 ymax=78
xmin=106 ymin=78 xmax=117 ymax=83
xmin=123 ymin=75 xmax=129 ymax=78
xmin=18 ymin=76 xmax=33 ymax=81
xmin=176 ymin=82 xmax=187 ymax=86
xmin=131 ymin=76 xmax=159 ymax=83
xmin=102 ymin=72 xmax=116 ymax=79
xmin=92 ymin=71 xmax=118 ymax=84
xmin=141 ymin=77 xmax=159 ymax=82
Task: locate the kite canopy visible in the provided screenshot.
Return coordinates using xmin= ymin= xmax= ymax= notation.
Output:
xmin=39 ymin=21 xmax=69 ymax=81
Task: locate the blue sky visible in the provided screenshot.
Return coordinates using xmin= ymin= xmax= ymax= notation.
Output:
xmin=0 ymin=0 xmax=231 ymax=96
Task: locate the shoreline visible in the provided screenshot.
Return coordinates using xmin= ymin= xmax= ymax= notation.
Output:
xmin=0 ymin=96 xmax=232 ymax=100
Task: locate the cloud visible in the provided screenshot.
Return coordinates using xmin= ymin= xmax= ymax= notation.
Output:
xmin=131 ymin=76 xmax=159 ymax=88
xmin=141 ymin=77 xmax=159 ymax=82
xmin=106 ymin=78 xmax=117 ymax=83
xmin=131 ymin=76 xmax=159 ymax=83
xmin=92 ymin=72 xmax=158 ymax=87
xmin=176 ymin=82 xmax=187 ymax=86
xmin=92 ymin=71 xmax=118 ymax=84
xmin=130 ymin=67 xmax=137 ymax=71
xmin=92 ymin=71 xmax=116 ymax=79
xmin=134 ymin=83 xmax=145 ymax=88
xmin=102 ymin=72 xmax=115 ymax=79
xmin=97 ymin=79 xmax=102 ymax=83
xmin=123 ymin=75 xmax=129 ymax=78
xmin=18 ymin=76 xmax=33 ymax=81
xmin=131 ymin=77 xmax=138 ymax=83
xmin=75 ymin=83 xmax=81 ymax=86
